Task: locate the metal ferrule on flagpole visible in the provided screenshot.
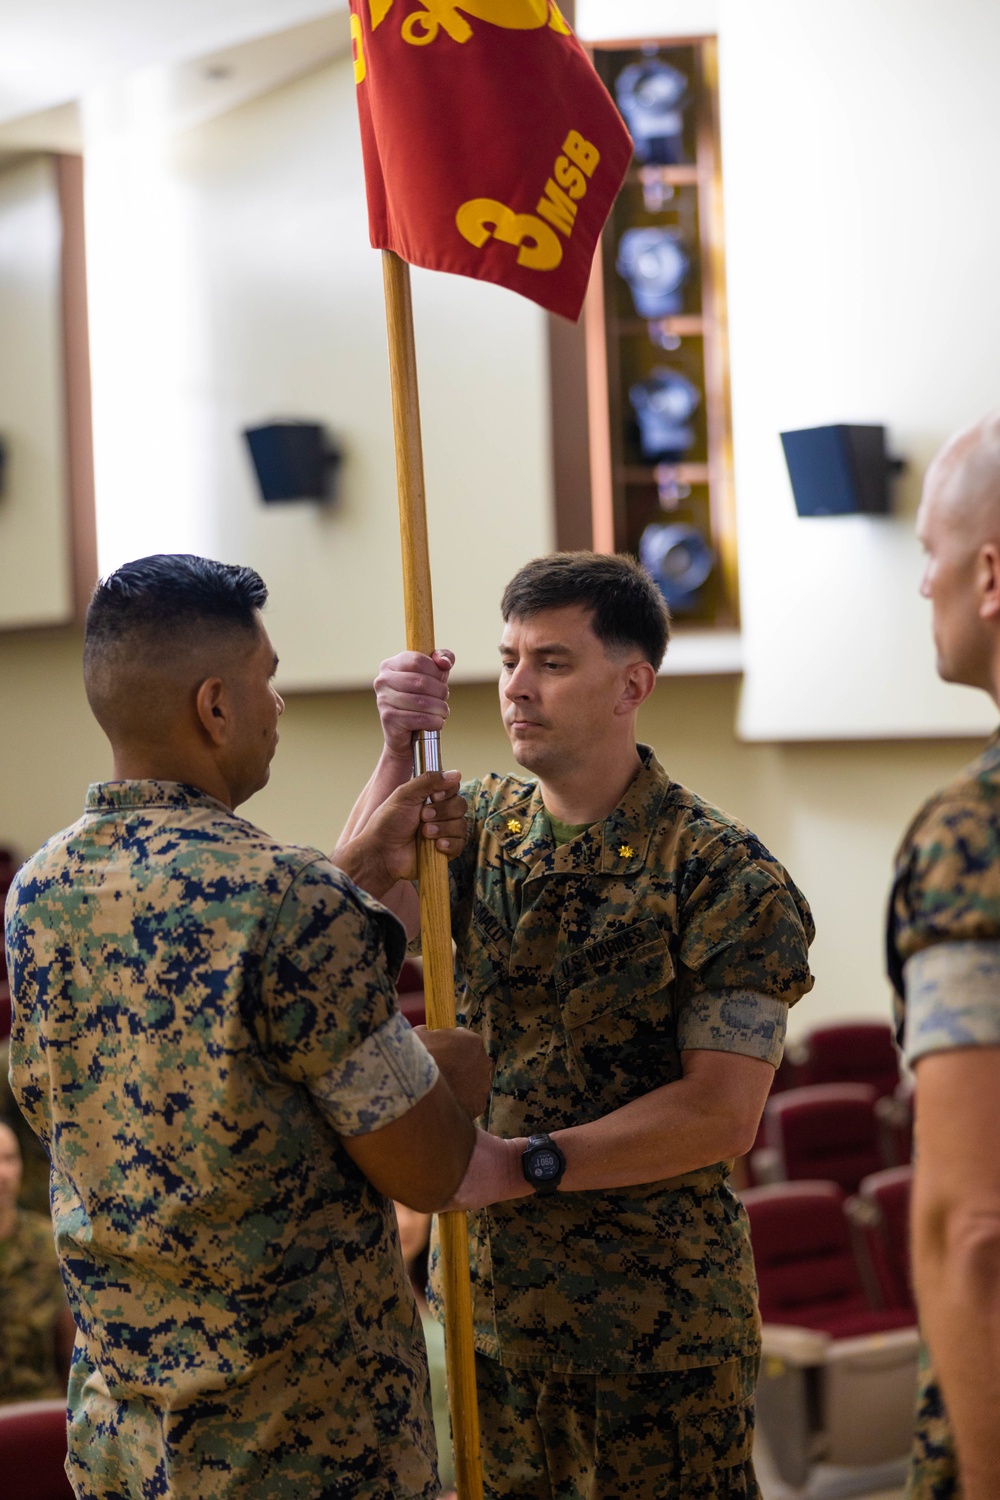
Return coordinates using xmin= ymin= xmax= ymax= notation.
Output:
xmin=412 ymin=729 xmax=442 ymax=778
xmin=380 ymin=248 xmax=485 ymax=1500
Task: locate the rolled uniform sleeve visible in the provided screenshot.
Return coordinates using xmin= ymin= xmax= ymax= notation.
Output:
xmin=261 ymin=857 xmax=438 ymax=1136
xmin=903 ymin=941 xmax=1000 ymax=1066
xmin=677 ymin=987 xmax=789 ymax=1068
xmin=892 ymin=793 xmax=1000 ymax=1067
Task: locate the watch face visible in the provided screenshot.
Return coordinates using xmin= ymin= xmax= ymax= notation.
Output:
xmin=530 ymin=1148 xmax=560 ymax=1179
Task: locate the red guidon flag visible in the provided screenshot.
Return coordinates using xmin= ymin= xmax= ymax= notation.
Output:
xmin=347 ymin=0 xmax=633 ymax=321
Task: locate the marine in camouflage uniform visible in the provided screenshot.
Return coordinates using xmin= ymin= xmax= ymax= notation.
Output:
xmin=431 ymin=745 xmax=815 ymax=1498
xmin=5 ymin=780 xmax=444 ymax=1500
xmin=888 ymin=731 xmax=1000 ymax=1500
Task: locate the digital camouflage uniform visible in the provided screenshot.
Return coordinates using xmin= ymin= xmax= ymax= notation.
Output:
xmin=430 ymin=746 xmax=815 ymax=1498
xmin=0 ymin=1207 xmax=66 ymax=1403
xmin=888 ymin=730 xmax=1000 ymax=1500
xmin=5 ymin=781 xmax=443 ymax=1500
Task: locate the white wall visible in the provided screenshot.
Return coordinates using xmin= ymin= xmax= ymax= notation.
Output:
xmin=0 ymin=154 xmax=73 ymax=628
xmin=83 ymin=53 xmax=552 ymax=690
xmin=721 ymin=0 xmax=1000 ymax=740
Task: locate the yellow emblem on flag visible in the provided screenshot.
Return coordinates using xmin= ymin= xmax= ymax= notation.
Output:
xmin=507 ymin=818 xmax=523 ymax=835
xmin=618 ymin=844 xmax=634 ymax=859
xmin=370 ymin=0 xmax=571 ymax=46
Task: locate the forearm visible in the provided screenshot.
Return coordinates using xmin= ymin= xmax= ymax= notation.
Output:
xmin=333 ymin=761 xmax=460 ymax=935
xmin=914 ymin=1194 xmax=1000 ymax=1500
xmin=553 ymin=1071 xmax=755 ymax=1192
xmin=339 ymin=746 xmax=413 ymax=844
xmin=329 ymin=833 xmax=395 ymax=903
xmin=446 ymin=1051 xmax=770 ymax=1211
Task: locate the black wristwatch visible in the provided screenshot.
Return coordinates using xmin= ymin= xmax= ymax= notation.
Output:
xmin=521 ymin=1134 xmax=566 ymax=1195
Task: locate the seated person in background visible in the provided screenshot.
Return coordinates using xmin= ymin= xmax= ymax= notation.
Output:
xmin=0 ymin=1120 xmax=74 ymax=1404
xmin=395 ymin=1202 xmax=456 ymax=1500
xmin=0 ymin=1039 xmax=50 ymax=1216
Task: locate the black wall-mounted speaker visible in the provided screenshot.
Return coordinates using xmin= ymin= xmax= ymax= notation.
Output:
xmin=243 ymin=421 xmax=341 ymax=503
xmin=780 ymin=424 xmax=900 ymax=517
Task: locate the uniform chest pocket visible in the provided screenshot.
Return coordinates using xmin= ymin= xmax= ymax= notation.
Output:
xmin=558 ymin=919 xmax=674 ymax=1028
xmin=557 ymin=920 xmax=679 ymax=1102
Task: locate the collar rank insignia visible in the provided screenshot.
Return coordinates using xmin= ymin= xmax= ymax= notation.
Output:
xmin=506 ymin=818 xmax=523 ymax=835
xmin=618 ymin=843 xmax=634 ymax=859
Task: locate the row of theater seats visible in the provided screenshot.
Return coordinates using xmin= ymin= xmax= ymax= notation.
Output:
xmin=748 ymin=1021 xmax=913 ymax=1192
xmin=743 ymin=1171 xmax=917 ymax=1493
xmin=740 ymin=1022 xmax=918 ymax=1494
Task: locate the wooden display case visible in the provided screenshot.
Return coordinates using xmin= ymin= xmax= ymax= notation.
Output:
xmin=550 ymin=35 xmax=738 ymax=637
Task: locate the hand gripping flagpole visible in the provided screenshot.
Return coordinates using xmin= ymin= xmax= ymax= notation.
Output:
xmin=381 ymin=247 xmax=485 ymax=1500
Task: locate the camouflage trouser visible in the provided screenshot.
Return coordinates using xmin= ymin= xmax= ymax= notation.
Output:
xmin=906 ymin=1344 xmax=959 ymax=1500
xmin=65 ymin=1316 xmax=440 ymax=1500
xmin=475 ymin=1352 xmax=760 ymax=1500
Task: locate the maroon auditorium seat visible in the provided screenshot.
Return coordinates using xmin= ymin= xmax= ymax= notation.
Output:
xmin=0 ymin=1401 xmax=74 ymax=1500
xmin=742 ymin=1181 xmax=914 ymax=1338
xmin=795 ymin=1021 xmax=901 ymax=1098
xmin=847 ymin=1165 xmax=914 ymax=1313
xmin=764 ymin=1083 xmax=883 ymax=1194
xmin=0 ymin=980 xmax=10 ymax=1043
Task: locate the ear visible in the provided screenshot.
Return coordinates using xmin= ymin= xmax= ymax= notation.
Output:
xmin=978 ymin=544 xmax=1000 ymax=622
xmin=194 ymin=677 xmax=229 ymax=746
xmin=615 ymin=660 xmax=657 ymax=716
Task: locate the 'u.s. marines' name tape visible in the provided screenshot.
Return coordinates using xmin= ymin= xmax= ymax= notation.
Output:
xmin=455 ymin=130 xmax=601 ymax=272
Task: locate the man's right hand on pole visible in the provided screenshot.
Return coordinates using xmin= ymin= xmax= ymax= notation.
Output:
xmin=414 ymin=1025 xmax=493 ymax=1120
xmin=338 ymin=649 xmax=458 ymax=939
xmin=374 ymin=649 xmax=454 ymax=758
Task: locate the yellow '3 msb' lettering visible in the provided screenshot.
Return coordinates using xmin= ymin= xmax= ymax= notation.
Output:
xmin=456 ymin=130 xmax=602 ymax=274
xmin=455 ymin=200 xmax=562 ymax=271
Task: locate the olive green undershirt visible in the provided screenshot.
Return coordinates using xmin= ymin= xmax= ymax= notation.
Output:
xmin=546 ymin=814 xmax=595 ymax=846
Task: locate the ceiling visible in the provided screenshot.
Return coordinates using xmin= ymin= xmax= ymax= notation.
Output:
xmin=0 ymin=0 xmax=346 ymax=131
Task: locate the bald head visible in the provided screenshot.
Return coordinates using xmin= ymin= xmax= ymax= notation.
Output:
xmin=922 ymin=411 xmax=1000 ymax=552
xmin=918 ymin=411 xmax=1000 ymax=702
xmin=0 ymin=1121 xmax=19 ymax=1156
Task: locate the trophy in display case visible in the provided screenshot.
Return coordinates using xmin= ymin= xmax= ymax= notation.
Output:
xmin=617 ymin=227 xmax=690 ymax=318
xmin=629 ymin=369 xmax=700 ymax=463
xmin=640 ymin=520 xmax=715 ymax=614
xmin=614 ymin=57 xmax=688 ymax=165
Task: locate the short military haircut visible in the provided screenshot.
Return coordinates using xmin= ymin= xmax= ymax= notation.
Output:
xmin=84 ymin=555 xmax=269 ymax=739
xmin=501 ymin=551 xmax=671 ymax=669
xmin=86 ymin=554 xmax=267 ymax=656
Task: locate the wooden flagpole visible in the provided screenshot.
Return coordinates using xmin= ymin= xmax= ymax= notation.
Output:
xmin=381 ymin=247 xmax=484 ymax=1500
